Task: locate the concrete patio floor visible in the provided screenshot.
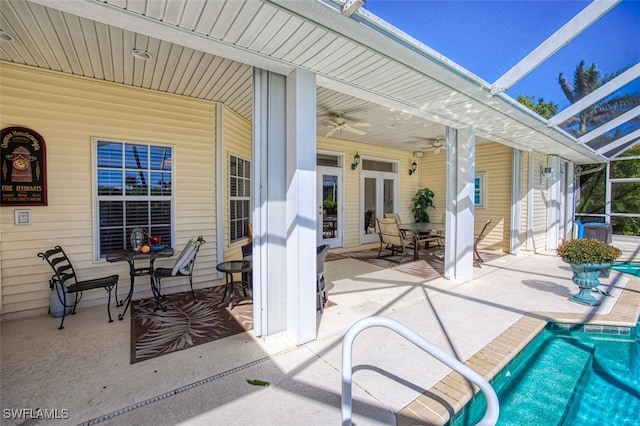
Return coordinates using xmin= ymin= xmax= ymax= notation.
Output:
xmin=1 ymin=237 xmax=639 ymax=426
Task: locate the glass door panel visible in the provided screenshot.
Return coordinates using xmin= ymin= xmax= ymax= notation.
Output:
xmin=361 ymin=171 xmax=397 ymax=244
xmin=383 ymin=178 xmax=395 ymax=217
xmin=364 ymin=177 xmax=377 ymax=236
xmin=318 ymin=166 xmax=343 ymax=248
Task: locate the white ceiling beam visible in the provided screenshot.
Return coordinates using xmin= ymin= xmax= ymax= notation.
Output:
xmin=549 ymin=62 xmax=640 ymax=126
xmin=610 ymin=140 xmax=640 ymax=159
xmin=597 ymin=129 xmax=640 ymax=154
xmin=341 ymin=0 xmax=365 ymax=17
xmin=491 ymin=0 xmax=620 ymax=94
xmin=578 ymin=105 xmax=640 ymax=144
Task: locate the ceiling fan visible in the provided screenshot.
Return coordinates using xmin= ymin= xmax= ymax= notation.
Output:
xmin=415 ymin=138 xmax=445 ymax=154
xmin=324 ymin=111 xmax=371 ymax=138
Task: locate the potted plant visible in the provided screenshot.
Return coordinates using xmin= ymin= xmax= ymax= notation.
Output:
xmin=556 ymin=238 xmax=622 ymax=306
xmin=412 ymin=188 xmax=435 ymax=223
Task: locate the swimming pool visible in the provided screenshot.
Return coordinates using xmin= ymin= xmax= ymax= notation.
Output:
xmin=612 ymin=261 xmax=640 ymax=278
xmin=450 ymin=322 xmax=640 ymax=425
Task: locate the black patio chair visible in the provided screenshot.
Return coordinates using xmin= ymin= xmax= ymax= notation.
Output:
xmin=38 ymin=246 xmax=119 ymax=329
xmin=153 ymin=236 xmax=205 ymax=302
xmin=241 ymin=242 xmax=253 ymax=292
xmin=317 ymin=244 xmax=331 ymax=313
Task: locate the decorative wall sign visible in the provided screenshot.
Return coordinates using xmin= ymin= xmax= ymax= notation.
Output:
xmin=1 ymin=126 xmax=48 ymax=206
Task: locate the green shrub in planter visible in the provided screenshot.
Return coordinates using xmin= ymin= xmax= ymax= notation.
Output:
xmin=556 ymin=238 xmax=622 ymax=265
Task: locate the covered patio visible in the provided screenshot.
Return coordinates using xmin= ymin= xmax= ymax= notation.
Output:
xmin=2 ymin=238 xmax=638 ymax=425
xmin=1 ymin=1 xmax=639 ymax=423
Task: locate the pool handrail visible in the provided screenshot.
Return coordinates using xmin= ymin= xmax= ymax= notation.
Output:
xmin=341 ymin=316 xmax=500 ymax=426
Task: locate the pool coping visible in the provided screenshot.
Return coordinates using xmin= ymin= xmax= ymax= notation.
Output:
xmin=396 ymin=275 xmax=640 ymax=426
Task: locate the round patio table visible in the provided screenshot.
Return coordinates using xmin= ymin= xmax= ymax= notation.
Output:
xmin=216 ymin=260 xmax=252 ymax=308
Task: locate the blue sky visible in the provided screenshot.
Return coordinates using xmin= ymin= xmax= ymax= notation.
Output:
xmin=363 ymin=0 xmax=640 ymax=110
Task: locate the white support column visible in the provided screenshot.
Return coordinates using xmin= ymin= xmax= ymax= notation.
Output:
xmin=444 ymin=126 xmax=475 ymax=281
xmin=546 ymin=155 xmax=562 ymax=250
xmin=510 ymin=149 xmax=523 ymax=254
xmin=565 ymin=161 xmax=575 ymax=241
xmin=285 ymin=69 xmax=317 ymax=345
xmin=444 ymin=128 xmax=456 ymax=280
xmin=215 ymin=102 xmax=225 ymax=279
xmin=253 ymin=69 xmax=288 ymax=338
xmin=526 ymin=152 xmax=535 ymax=251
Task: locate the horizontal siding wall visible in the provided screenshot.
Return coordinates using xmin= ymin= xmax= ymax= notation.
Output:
xmin=420 ymin=142 xmax=512 ymax=252
xmin=420 ymin=152 xmax=446 ymax=223
xmin=317 ymin=137 xmax=420 ymax=248
xmin=222 ymin=104 xmax=252 ymax=261
xmin=0 ymin=63 xmax=219 ymax=317
xmin=521 ymin=151 xmax=530 ymax=249
xmin=532 ymin=151 xmax=549 ymax=252
xmin=475 ymin=143 xmax=512 ymax=252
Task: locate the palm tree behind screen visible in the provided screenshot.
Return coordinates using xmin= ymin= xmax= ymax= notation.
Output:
xmin=558 ymin=61 xmax=640 ymax=137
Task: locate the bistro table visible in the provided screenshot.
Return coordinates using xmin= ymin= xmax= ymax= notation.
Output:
xmin=398 ymin=222 xmax=445 ymax=260
xmin=216 ymin=260 xmax=252 ymax=309
xmin=106 ymin=246 xmax=174 ymax=320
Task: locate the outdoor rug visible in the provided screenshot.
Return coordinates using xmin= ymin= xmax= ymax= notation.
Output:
xmin=331 ymin=246 xmax=505 ymax=278
xmin=131 ymin=285 xmax=336 ymax=364
xmin=130 ymin=285 xmax=252 ymax=364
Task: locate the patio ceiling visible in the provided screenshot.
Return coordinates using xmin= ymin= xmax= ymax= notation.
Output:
xmin=1 ymin=0 xmax=623 ymax=163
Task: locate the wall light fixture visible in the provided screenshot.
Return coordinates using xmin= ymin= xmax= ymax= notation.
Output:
xmin=351 ymin=152 xmax=361 ymax=170
xmin=409 ymin=160 xmax=417 ymax=175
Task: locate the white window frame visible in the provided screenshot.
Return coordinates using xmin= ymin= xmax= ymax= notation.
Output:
xmin=93 ymin=137 xmax=175 ymax=260
xmin=229 ymin=153 xmax=251 ymax=244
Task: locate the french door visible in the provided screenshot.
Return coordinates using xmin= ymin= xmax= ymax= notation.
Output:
xmin=361 ymin=170 xmax=397 ymax=244
xmin=317 ymin=166 xmax=343 ymax=248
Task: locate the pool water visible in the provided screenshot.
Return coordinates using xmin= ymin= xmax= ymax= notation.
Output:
xmin=612 ymin=262 xmax=640 ymax=277
xmin=450 ymin=323 xmax=640 ymax=426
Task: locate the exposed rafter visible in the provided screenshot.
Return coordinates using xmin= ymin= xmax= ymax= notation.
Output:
xmin=597 ymin=129 xmax=640 ymax=154
xmin=549 ymin=63 xmax=640 ymax=127
xmin=341 ymin=0 xmax=365 ymax=17
xmin=491 ymin=0 xmax=620 ymax=94
xmin=578 ymin=105 xmax=640 ymax=144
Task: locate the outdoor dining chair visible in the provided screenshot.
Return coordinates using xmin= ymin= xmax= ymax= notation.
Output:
xmin=38 ymin=246 xmax=119 ymax=329
xmin=376 ymin=217 xmax=415 ymax=261
xmin=153 ymin=236 xmax=205 ymax=302
xmin=474 ymin=219 xmax=492 ymax=263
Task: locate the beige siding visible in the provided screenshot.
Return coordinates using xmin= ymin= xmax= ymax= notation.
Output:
xmin=420 ymin=153 xmax=446 ymax=223
xmin=520 ymin=151 xmax=530 ymax=248
xmin=419 ymin=142 xmax=512 ymax=252
xmin=1 ymin=63 xmax=219 ymax=316
xmin=222 ymin=105 xmax=252 ymax=261
xmin=475 ymin=143 xmax=512 ymax=252
xmin=532 ymin=151 xmax=549 ymax=251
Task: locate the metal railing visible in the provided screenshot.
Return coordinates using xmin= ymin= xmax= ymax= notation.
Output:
xmin=341 ymin=316 xmax=499 ymax=426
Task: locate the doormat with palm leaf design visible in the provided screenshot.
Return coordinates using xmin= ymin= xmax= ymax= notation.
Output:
xmin=130 ymin=285 xmax=253 ymax=364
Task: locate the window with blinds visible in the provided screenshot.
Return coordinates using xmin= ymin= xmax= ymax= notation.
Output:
xmin=229 ymin=155 xmax=251 ymax=243
xmin=95 ymin=139 xmax=174 ymax=258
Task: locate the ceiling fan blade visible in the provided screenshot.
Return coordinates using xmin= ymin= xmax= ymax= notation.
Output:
xmin=342 ymin=125 xmax=367 ymax=136
xmin=325 ymin=127 xmax=338 ymax=137
xmin=349 ymin=122 xmax=371 ymax=127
